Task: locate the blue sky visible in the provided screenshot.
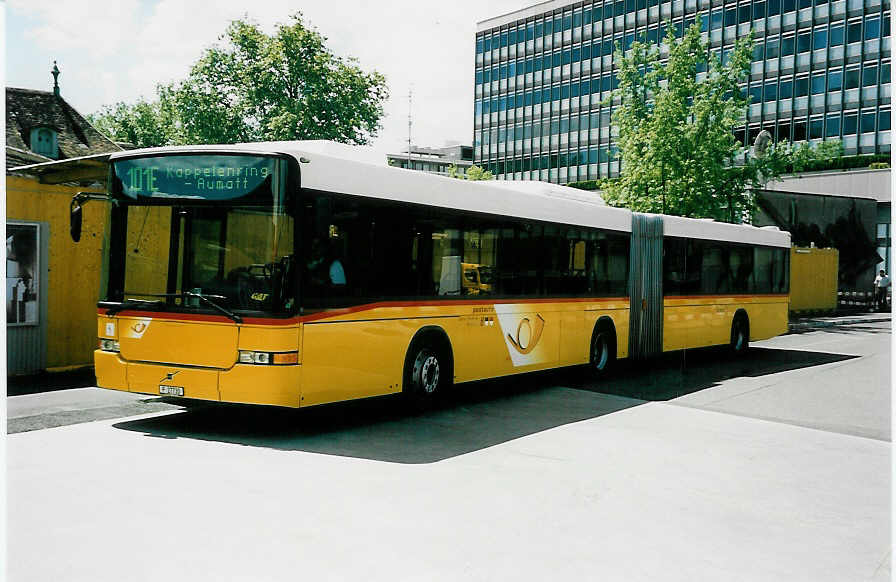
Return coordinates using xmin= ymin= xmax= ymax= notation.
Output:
xmin=6 ymin=0 xmax=524 ymax=163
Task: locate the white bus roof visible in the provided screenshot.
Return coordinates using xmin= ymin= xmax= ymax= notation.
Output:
xmin=109 ymin=141 xmax=791 ymax=248
xmin=662 ymin=215 xmax=790 ymax=248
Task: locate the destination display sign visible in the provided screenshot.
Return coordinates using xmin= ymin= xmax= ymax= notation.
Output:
xmin=112 ymin=155 xmax=278 ymax=201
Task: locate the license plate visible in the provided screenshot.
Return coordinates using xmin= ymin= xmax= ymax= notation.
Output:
xmin=159 ymin=385 xmax=184 ymax=396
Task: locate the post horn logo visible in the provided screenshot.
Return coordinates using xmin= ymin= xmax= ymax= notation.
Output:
xmin=132 ymin=322 xmax=147 ymax=334
xmin=160 ymin=371 xmax=180 ymax=383
xmin=507 ymin=314 xmax=546 ymax=355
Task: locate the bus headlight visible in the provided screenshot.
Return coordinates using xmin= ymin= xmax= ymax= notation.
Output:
xmin=99 ymin=339 xmax=120 ymax=352
xmin=238 ymin=350 xmax=298 ymax=365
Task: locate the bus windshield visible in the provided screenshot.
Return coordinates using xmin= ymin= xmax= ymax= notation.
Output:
xmin=103 ymin=154 xmax=296 ymax=316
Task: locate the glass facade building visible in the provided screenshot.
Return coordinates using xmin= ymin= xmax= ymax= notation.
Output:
xmin=474 ymin=0 xmax=891 ymax=182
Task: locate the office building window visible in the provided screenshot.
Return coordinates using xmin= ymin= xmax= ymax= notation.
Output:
xmin=750 ymin=85 xmax=763 ymax=103
xmin=826 ymin=114 xmax=841 ymax=137
xmin=865 ymin=16 xmax=881 ymax=40
xmin=847 ymin=20 xmax=863 ymax=44
xmin=780 ymin=78 xmax=793 ymax=98
xmin=781 ymin=35 xmax=795 ymax=56
xmin=830 ymin=24 xmax=845 ymax=46
xmin=798 ymin=31 xmax=812 ymax=53
xmin=861 ymin=110 xmax=877 ymax=132
xmin=754 ymin=1 xmax=767 ymax=20
xmin=863 ymin=64 xmax=878 ymax=87
xmin=814 ymin=28 xmax=827 ymax=50
xmin=793 ymin=119 xmax=808 ymax=140
xmin=843 ymin=111 xmax=859 ymax=134
xmin=828 ymin=70 xmax=843 ymax=91
xmin=778 ymin=121 xmax=792 ymax=140
xmin=809 ymin=117 xmax=824 ymax=138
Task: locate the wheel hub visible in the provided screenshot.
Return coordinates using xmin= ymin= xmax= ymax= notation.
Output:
xmin=420 ymin=355 xmax=439 ymax=393
xmin=593 ymin=337 xmax=608 ymax=370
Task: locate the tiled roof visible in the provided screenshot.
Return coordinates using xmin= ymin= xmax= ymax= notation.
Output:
xmin=6 ymin=145 xmax=52 ymax=167
xmin=6 ymin=87 xmax=122 ymax=163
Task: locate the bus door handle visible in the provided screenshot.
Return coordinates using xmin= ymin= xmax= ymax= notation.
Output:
xmin=641 ymin=298 xmax=648 ymax=312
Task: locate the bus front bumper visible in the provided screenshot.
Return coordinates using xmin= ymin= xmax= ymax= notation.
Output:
xmin=95 ymin=350 xmax=302 ymax=408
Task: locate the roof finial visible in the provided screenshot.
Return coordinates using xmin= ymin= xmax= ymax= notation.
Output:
xmin=52 ymin=61 xmax=60 ymax=97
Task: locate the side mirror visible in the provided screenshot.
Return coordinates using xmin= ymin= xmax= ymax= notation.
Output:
xmin=70 ymin=198 xmax=83 ymax=242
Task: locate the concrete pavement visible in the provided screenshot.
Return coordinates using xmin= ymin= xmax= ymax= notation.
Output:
xmin=6 ymin=321 xmax=891 ymax=581
xmin=7 ymin=387 xmax=181 ymax=434
xmin=788 ymin=311 xmax=891 ymax=333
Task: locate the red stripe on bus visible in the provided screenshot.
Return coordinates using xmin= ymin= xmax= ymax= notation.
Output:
xmin=97 ymin=296 xmax=631 ymax=326
xmin=663 ymin=293 xmax=789 ymax=300
xmin=96 ymin=308 xmax=295 ymax=326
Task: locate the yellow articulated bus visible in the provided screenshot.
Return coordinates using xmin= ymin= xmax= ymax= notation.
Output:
xmin=72 ymin=141 xmax=790 ymax=409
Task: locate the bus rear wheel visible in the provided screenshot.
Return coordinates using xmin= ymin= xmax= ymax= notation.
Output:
xmin=730 ymin=314 xmax=749 ymax=355
xmin=589 ymin=325 xmax=616 ymax=379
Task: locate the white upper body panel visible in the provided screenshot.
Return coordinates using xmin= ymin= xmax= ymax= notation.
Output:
xmin=109 ymin=141 xmax=791 ymax=248
xmin=661 ymin=215 xmax=790 ymax=248
xmin=109 ymin=141 xmax=633 ymax=233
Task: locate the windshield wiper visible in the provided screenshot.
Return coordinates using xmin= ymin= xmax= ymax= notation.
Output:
xmin=105 ymin=298 xmax=166 ymax=316
xmin=183 ymin=291 xmax=242 ymax=324
xmin=105 ymin=291 xmax=242 ymax=324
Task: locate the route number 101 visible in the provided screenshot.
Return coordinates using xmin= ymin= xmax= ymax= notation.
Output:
xmin=126 ymin=167 xmax=158 ymax=193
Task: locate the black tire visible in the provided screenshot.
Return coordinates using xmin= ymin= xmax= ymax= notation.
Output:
xmin=588 ymin=325 xmax=616 ymax=379
xmin=730 ymin=314 xmax=749 ymax=355
xmin=403 ymin=344 xmax=445 ymax=411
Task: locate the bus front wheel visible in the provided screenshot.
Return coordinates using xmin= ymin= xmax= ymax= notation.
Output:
xmin=403 ymin=344 xmax=447 ymax=410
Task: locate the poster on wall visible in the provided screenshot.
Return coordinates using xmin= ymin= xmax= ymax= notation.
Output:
xmin=7 ymin=223 xmax=39 ymax=325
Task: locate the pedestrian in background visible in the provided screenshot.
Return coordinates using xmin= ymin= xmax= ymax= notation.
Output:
xmin=873 ymin=269 xmax=890 ymax=311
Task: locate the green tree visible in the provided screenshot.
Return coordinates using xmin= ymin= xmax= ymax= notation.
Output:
xmin=90 ymin=13 xmax=388 ymax=147
xmin=88 ymin=99 xmax=174 ymax=148
xmin=602 ymin=21 xmax=793 ymax=222
xmin=789 ymin=139 xmax=844 ymax=172
xmin=466 ymin=165 xmax=494 ymax=180
xmin=446 ymin=164 xmax=493 ymax=180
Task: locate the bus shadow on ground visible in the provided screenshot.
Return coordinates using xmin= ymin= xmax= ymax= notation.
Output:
xmin=572 ymin=346 xmax=858 ymax=401
xmin=113 ymin=345 xmax=855 ymax=464
xmin=113 ymin=379 xmax=642 ymax=464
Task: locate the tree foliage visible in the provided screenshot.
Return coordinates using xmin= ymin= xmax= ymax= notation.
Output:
xmin=89 ymin=13 xmax=388 ymax=148
xmin=88 ymin=99 xmax=172 ymax=149
xmin=601 ymin=21 xmax=838 ymax=223
xmin=447 ymin=164 xmax=494 ymax=180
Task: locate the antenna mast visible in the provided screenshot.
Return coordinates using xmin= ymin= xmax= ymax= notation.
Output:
xmin=407 ymin=87 xmax=412 ymax=170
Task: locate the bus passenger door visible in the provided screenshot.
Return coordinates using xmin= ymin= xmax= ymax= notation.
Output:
xmin=628 ymin=214 xmax=663 ymax=359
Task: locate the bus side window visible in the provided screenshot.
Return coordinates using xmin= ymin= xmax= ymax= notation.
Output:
xmin=432 ymin=228 xmax=462 ymax=296
xmin=731 ymin=244 xmax=754 ymax=293
xmin=663 ymin=237 xmax=686 ymax=296
xmin=772 ymin=247 xmax=789 ymax=293
xmin=685 ymin=240 xmax=703 ymax=295
xmin=754 ymin=247 xmax=773 ymax=294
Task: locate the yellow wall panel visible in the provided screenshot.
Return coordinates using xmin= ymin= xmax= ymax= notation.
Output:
xmin=789 ymin=247 xmax=838 ymax=312
xmin=7 ymin=176 xmax=108 ymax=370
